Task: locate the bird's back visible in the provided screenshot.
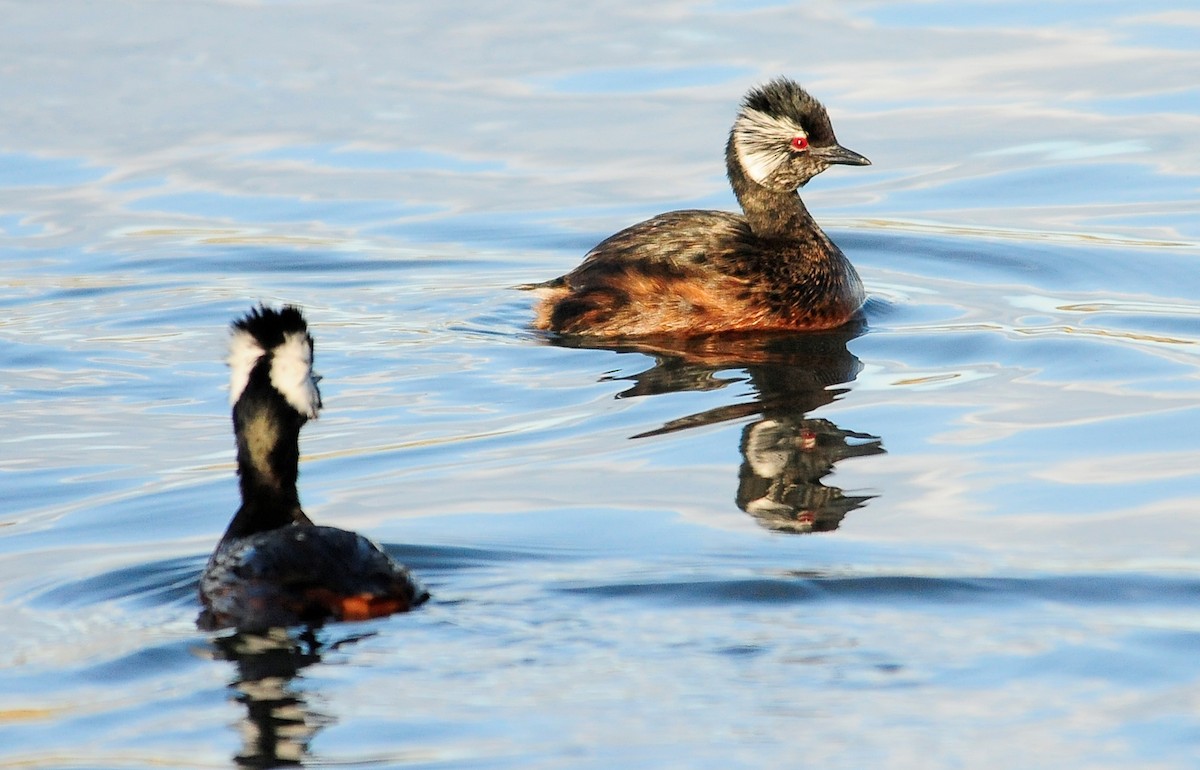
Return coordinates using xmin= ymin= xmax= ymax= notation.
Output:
xmin=532 ymin=208 xmax=860 ymax=335
xmin=200 ymin=524 xmax=428 ymax=632
xmin=533 ymin=209 xmax=774 ymax=335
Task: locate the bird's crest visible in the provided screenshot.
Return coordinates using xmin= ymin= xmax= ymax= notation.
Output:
xmin=228 ymin=305 xmax=322 ymax=419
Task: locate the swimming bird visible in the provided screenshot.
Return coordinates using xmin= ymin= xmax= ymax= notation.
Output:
xmin=199 ymin=305 xmax=427 ymax=632
xmin=529 ymin=77 xmax=870 ymax=336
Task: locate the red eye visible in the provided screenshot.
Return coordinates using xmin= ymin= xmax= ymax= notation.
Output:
xmin=790 ymin=135 xmax=809 ymax=151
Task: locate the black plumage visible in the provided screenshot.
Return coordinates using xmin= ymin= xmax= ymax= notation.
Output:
xmin=199 ymin=305 xmax=427 ymax=632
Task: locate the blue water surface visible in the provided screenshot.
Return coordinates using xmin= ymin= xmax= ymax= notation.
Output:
xmin=1 ymin=2 xmax=1199 ymax=769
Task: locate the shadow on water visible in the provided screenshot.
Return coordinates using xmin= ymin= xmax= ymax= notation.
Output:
xmin=209 ymin=628 xmax=370 ymax=769
xmin=552 ymin=321 xmax=885 ymax=533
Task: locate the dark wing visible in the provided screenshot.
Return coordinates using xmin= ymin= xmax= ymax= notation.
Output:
xmin=565 ymin=209 xmax=752 ymax=288
xmin=200 ymin=525 xmax=428 ymax=632
xmin=532 ymin=210 xmax=774 ymax=335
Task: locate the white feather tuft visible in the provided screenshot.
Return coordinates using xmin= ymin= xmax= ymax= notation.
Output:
xmin=743 ymin=419 xmax=789 ymax=478
xmin=269 ymin=331 xmax=321 ymax=419
xmin=733 ymin=107 xmax=805 ymax=185
xmin=228 ymin=328 xmax=265 ymax=407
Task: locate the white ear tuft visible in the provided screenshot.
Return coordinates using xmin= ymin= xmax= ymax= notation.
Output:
xmin=228 ymin=328 xmax=265 ymax=407
xmin=269 ymin=331 xmax=322 ymax=419
xmin=743 ymin=419 xmax=789 ymax=478
xmin=733 ymin=107 xmax=804 ymax=185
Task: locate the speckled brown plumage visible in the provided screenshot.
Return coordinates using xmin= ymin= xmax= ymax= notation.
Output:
xmin=530 ymin=78 xmax=870 ymax=337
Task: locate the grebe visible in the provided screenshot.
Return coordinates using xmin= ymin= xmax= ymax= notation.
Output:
xmin=199 ymin=305 xmax=427 ymax=632
xmin=529 ymin=77 xmax=870 ymax=336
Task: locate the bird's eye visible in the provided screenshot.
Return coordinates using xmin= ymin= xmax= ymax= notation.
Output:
xmin=790 ymin=135 xmax=809 ymax=152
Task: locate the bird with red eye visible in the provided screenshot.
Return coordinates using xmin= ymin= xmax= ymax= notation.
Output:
xmin=526 ymin=77 xmax=872 ymax=336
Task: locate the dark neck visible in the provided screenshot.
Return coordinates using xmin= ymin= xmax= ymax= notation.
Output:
xmin=725 ymin=136 xmax=818 ymax=238
xmin=220 ymin=381 xmax=312 ymax=543
xmin=723 ymin=136 xmax=864 ymax=323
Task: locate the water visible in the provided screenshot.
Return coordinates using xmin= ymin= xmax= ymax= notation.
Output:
xmin=3 ymin=1 xmax=1200 ymax=768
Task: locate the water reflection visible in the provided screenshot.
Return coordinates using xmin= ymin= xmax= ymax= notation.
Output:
xmin=736 ymin=416 xmax=882 ymax=532
xmin=556 ymin=323 xmax=884 ymax=533
xmin=210 ymin=628 xmax=367 ymax=768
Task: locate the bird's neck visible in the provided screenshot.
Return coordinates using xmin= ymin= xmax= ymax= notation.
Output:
xmin=725 ymin=141 xmax=817 ymax=238
xmin=221 ymin=396 xmax=312 ymax=542
xmin=724 ymin=139 xmax=865 ymax=323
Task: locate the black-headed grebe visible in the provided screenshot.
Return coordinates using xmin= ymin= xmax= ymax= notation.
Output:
xmin=529 ymin=78 xmax=870 ymax=336
xmin=199 ymin=305 xmax=427 ymax=632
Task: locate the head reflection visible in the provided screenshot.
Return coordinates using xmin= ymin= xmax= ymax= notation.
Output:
xmin=210 ymin=628 xmax=368 ymax=768
xmin=737 ymin=416 xmax=882 ymax=532
xmin=557 ymin=323 xmax=883 ymax=533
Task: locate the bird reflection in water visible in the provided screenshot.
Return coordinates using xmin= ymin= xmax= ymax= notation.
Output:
xmin=208 ymin=628 xmax=369 ymax=768
xmin=556 ymin=321 xmax=884 ymax=533
xmin=735 ymin=415 xmax=881 ymax=532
